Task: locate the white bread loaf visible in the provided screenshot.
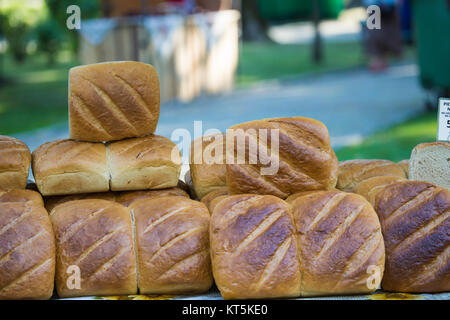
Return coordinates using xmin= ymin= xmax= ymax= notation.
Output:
xmin=69 ymin=61 xmax=160 ymax=142
xmin=0 ymin=135 xmax=31 ymax=190
xmin=51 ymin=199 xmax=137 ymax=297
xmin=409 ymin=142 xmax=450 ymax=190
xmin=130 ymin=196 xmax=212 ymax=294
xmin=0 ymin=202 xmax=55 ymax=299
xmin=107 ymin=135 xmax=181 ymax=191
xmin=210 ymin=194 xmax=301 ymax=299
xmin=226 ymin=117 xmax=339 ymax=198
xmin=189 ymin=133 xmax=227 ymax=199
xmin=31 ymin=139 xmax=109 ymax=196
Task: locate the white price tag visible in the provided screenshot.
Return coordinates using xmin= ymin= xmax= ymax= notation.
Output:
xmin=437 ymin=98 xmax=450 ymax=142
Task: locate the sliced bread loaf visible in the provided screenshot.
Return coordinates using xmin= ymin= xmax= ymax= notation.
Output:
xmin=409 ymin=142 xmax=450 ymax=190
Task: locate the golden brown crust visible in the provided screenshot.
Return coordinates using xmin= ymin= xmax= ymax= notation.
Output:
xmin=374 ymin=181 xmax=450 ymax=293
xmin=200 ymin=187 xmax=228 ymax=213
xmin=285 ymin=190 xmax=331 ymax=204
xmin=226 ymin=117 xmax=338 ymax=198
xmin=337 ymin=159 xmax=406 ymax=192
xmin=0 ymin=189 xmax=44 ymax=207
xmin=32 ymin=139 xmax=109 ymax=196
xmin=208 ymin=195 xmax=229 ymax=213
xmin=0 ymin=202 xmax=55 ymax=299
xmin=116 ymin=188 xmax=189 ymax=207
xmin=291 ymin=191 xmax=385 ymax=296
xmin=69 ymin=61 xmax=160 ymax=142
xmin=0 ymin=135 xmax=31 ymax=190
xmin=107 ymin=135 xmax=181 ymax=191
xmin=51 ymin=199 xmax=137 ymax=298
xmin=354 ymin=176 xmax=407 ymax=206
xmin=210 ymin=194 xmax=301 ymax=299
xmin=45 ymin=192 xmax=117 ymax=213
xmin=130 ymin=196 xmax=212 ymax=294
xmin=411 ymin=141 xmax=449 ymax=150
xmin=190 ymin=133 xmax=227 ymax=199
xmin=397 ymin=159 xmax=409 ymax=178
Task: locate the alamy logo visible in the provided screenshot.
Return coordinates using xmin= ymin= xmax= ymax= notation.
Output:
xmin=366 ymin=5 xmax=381 ymax=30
xmin=170 ymin=121 xmax=280 ymax=175
xmin=66 ymin=5 xmax=81 ymax=30
xmin=366 ymin=265 xmax=382 ymax=290
xmin=66 ymin=265 xmax=81 ymax=290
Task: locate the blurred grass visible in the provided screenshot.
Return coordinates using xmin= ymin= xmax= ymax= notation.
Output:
xmin=336 ymin=111 xmax=437 ymax=162
xmin=237 ymin=41 xmax=415 ymax=85
xmin=0 ymin=51 xmax=78 ymax=135
xmin=237 ymin=41 xmax=365 ymax=85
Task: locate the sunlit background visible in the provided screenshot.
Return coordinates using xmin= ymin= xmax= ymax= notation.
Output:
xmin=0 ymin=0 xmax=448 ymax=161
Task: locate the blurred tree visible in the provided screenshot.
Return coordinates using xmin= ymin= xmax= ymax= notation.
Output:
xmin=312 ymin=0 xmax=323 ymax=63
xmin=242 ymin=0 xmax=270 ymax=41
xmin=3 ymin=21 xmax=30 ymax=63
xmin=0 ymin=12 xmax=5 ymax=84
xmin=35 ymin=19 xmax=64 ymax=65
xmin=45 ymin=0 xmax=101 ymax=53
xmin=0 ymin=0 xmax=44 ymax=64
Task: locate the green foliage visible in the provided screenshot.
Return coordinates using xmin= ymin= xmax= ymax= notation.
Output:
xmin=35 ymin=19 xmax=64 ymax=65
xmin=0 ymin=0 xmax=47 ymax=63
xmin=3 ymin=21 xmax=30 ymax=63
xmin=0 ymin=51 xmax=78 ymax=134
xmin=45 ymin=0 xmax=101 ymax=53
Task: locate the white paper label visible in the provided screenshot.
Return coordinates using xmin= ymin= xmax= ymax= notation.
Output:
xmin=437 ymin=98 xmax=450 ymax=142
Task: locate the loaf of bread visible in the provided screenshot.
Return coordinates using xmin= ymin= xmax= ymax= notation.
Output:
xmin=374 ymin=181 xmax=449 ymax=292
xmin=130 ymin=196 xmax=212 ymax=294
xmin=285 ymin=190 xmax=331 ymax=204
xmin=0 ymin=202 xmax=55 ymax=299
xmin=107 ymin=135 xmax=181 ymax=191
xmin=409 ymin=142 xmax=450 ymax=190
xmin=397 ymin=159 xmax=409 ymax=178
xmin=190 ymin=133 xmax=226 ymax=199
xmin=116 ymin=187 xmax=189 ymax=207
xmin=226 ymin=117 xmax=338 ymax=198
xmin=337 ymin=159 xmax=406 ymax=192
xmin=200 ymin=187 xmax=228 ymax=212
xmin=290 ymin=190 xmax=385 ymax=296
xmin=354 ymin=175 xmax=406 ymax=206
xmin=0 ymin=189 xmax=44 ymax=207
xmin=32 ymin=139 xmax=109 ymax=196
xmin=69 ymin=61 xmax=160 ymax=142
xmin=44 ymin=192 xmax=116 ymax=213
xmin=210 ymin=194 xmax=301 ymax=299
xmin=50 ymin=200 xmax=137 ymax=297
xmin=0 ymin=135 xmax=31 ymax=190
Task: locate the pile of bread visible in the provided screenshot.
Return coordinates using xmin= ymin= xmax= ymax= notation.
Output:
xmin=0 ymin=61 xmax=449 ymax=300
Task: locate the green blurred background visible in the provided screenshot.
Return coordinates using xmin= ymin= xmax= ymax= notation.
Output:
xmin=0 ymin=0 xmax=446 ymax=161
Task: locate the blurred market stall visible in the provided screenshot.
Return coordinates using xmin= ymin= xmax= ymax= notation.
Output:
xmin=78 ymin=1 xmax=240 ymax=102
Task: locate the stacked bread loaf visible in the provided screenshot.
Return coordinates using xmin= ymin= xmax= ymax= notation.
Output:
xmin=0 ymin=136 xmax=31 ymax=190
xmin=0 ymin=190 xmax=55 ymax=299
xmin=29 ymin=62 xmax=181 ymax=196
xmin=1 ymin=59 xmax=449 ymax=299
